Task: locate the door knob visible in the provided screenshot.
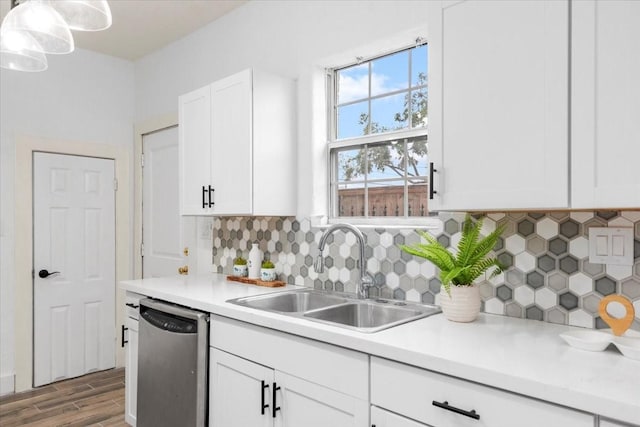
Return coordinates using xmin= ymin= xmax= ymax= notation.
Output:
xmin=38 ymin=269 xmax=60 ymax=278
xmin=178 ymin=265 xmax=189 ymax=275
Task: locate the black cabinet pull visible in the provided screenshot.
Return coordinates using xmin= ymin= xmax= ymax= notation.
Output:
xmin=261 ymin=380 xmax=269 ymax=415
xmin=432 ymin=400 xmax=480 ymax=420
xmin=202 ymin=186 xmax=207 ymax=209
xmin=125 ymin=303 xmax=139 ymax=309
xmin=121 ymin=324 xmax=128 ymax=348
xmin=429 ymin=162 xmax=438 ymax=200
xmin=208 ymin=185 xmax=214 ymax=208
xmin=272 ymin=382 xmax=281 ymax=418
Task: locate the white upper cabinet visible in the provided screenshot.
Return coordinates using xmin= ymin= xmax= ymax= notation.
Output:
xmin=427 ymin=0 xmax=569 ymax=211
xmin=179 ymin=85 xmax=212 ymax=215
xmin=179 ymin=69 xmax=296 ymax=216
xmin=571 ymin=0 xmax=640 ymax=209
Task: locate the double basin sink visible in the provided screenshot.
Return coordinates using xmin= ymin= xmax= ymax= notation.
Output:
xmin=227 ymin=289 xmax=441 ymax=333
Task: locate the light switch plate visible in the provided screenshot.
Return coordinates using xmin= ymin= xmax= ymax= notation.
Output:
xmin=199 ymin=217 xmax=213 ymax=240
xmin=588 ymin=227 xmax=633 ymax=266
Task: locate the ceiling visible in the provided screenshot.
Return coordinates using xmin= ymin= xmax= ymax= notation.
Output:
xmin=0 ymin=0 xmax=248 ymax=60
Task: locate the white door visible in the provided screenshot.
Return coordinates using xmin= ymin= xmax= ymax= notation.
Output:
xmin=275 ymin=371 xmax=369 ymax=427
xmin=179 ymin=85 xmax=213 ymax=215
xmin=210 ymin=348 xmax=273 ymax=427
xmin=142 ymin=126 xmax=197 ymax=278
xmin=427 ymin=0 xmax=569 ymax=210
xmin=371 ymin=406 xmax=428 ymax=427
xmin=33 ymin=152 xmax=116 ymax=387
xmin=571 ymin=0 xmax=640 ymax=208
xmin=210 ymin=69 xmax=253 ymax=215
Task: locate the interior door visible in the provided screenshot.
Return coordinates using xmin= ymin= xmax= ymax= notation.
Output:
xmin=142 ymin=126 xmax=196 ymax=277
xmin=33 ymin=152 xmax=116 ymax=387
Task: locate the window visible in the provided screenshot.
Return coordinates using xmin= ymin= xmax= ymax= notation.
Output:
xmin=328 ymin=43 xmax=429 ymax=221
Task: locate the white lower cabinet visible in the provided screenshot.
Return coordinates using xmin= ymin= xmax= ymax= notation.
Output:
xmin=600 ymin=419 xmax=640 ymax=427
xmin=124 ymin=292 xmax=143 ymax=426
xmin=209 ymin=315 xmax=369 ymax=427
xmin=371 ymin=357 xmax=594 ymax=427
xmin=371 ymin=406 xmax=428 ymax=427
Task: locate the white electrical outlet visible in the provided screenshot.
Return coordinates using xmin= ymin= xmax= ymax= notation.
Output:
xmin=588 ymin=227 xmax=634 ymax=266
xmin=200 ymin=217 xmax=213 ymax=240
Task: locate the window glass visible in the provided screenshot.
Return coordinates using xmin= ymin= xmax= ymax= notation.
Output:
xmin=330 ymin=43 xmax=429 ymax=220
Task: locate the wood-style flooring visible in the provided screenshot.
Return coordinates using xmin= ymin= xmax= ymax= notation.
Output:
xmin=0 ymin=368 xmax=126 ymax=427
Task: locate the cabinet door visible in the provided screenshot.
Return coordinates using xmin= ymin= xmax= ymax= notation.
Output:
xmin=600 ymin=419 xmax=639 ymax=427
xmin=427 ymin=0 xmax=569 ymax=210
xmin=274 ymin=371 xmax=369 ymax=427
xmin=371 ymin=406 xmax=429 ymax=427
xmin=179 ymin=85 xmax=213 ymax=215
xmin=210 ymin=69 xmax=253 ymax=215
xmin=572 ymin=0 xmax=640 ymax=208
xmin=124 ymin=318 xmax=138 ymax=426
xmin=210 ymin=348 xmax=273 ymax=427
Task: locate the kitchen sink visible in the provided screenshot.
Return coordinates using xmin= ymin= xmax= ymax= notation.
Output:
xmin=304 ymin=301 xmax=436 ymax=332
xmin=227 ymin=289 xmax=441 ymax=333
xmin=229 ymin=289 xmax=348 ymax=313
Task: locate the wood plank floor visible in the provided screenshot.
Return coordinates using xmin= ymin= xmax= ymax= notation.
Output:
xmin=0 ymin=368 xmax=127 ymax=427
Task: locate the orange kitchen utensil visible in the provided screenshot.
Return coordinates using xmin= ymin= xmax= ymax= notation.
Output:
xmin=598 ymin=295 xmax=635 ymax=336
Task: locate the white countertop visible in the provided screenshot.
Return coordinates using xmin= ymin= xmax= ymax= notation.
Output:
xmin=120 ymin=273 xmax=640 ymax=425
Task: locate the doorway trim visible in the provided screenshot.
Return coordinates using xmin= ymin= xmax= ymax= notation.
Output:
xmin=14 ymin=135 xmax=130 ymax=392
xmin=133 ymin=113 xmax=178 ymax=279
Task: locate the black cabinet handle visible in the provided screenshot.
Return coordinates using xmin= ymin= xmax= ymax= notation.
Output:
xmin=261 ymin=380 xmax=269 ymax=415
xmin=208 ymin=185 xmax=214 ymax=208
xmin=38 ymin=269 xmax=60 ymax=278
xmin=202 ymin=186 xmax=207 ymax=209
xmin=121 ymin=324 xmax=128 ymax=348
xmin=429 ymin=162 xmax=438 ymax=200
xmin=272 ymin=382 xmax=281 ymax=418
xmin=432 ymin=400 xmax=480 ymax=420
xmin=125 ymin=303 xmax=139 ymax=309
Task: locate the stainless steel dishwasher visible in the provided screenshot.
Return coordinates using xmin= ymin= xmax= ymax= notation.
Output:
xmin=137 ymin=298 xmax=209 ymax=427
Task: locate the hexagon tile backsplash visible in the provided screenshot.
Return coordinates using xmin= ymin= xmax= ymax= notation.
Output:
xmin=211 ymin=211 xmax=640 ymax=330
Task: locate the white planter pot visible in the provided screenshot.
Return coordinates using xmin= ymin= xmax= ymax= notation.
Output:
xmin=260 ymin=268 xmax=277 ymax=282
xmin=233 ymin=264 xmax=248 ymax=277
xmin=439 ymin=284 xmax=481 ymax=322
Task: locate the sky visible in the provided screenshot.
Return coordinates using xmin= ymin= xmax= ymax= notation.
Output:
xmin=335 ymin=45 xmax=428 ymax=183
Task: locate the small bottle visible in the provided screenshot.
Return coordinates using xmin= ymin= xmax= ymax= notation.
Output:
xmin=248 ymin=242 xmax=262 ymax=279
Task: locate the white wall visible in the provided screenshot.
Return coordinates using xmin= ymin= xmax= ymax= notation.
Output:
xmin=0 ymin=49 xmax=134 ymax=394
xmin=135 ymin=0 xmax=430 ymax=217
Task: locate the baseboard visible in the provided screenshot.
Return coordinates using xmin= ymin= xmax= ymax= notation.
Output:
xmin=0 ymin=373 xmax=15 ymax=396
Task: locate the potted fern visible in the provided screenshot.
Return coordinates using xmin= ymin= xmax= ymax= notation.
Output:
xmin=400 ymin=215 xmax=505 ymax=322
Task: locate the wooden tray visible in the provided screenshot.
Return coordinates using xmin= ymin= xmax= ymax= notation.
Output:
xmin=226 ymin=275 xmax=285 ymax=288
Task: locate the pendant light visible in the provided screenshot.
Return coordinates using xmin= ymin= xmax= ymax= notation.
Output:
xmin=51 ymin=1 xmax=112 ymax=32
xmin=0 ymin=28 xmax=48 ymax=71
xmin=1 ymin=0 xmax=74 ymax=54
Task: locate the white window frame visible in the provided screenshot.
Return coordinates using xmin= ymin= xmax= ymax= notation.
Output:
xmin=326 ymin=42 xmax=438 ymax=228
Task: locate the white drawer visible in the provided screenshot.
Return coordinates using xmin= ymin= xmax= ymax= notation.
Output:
xmin=125 ymin=291 xmax=144 ymax=320
xmin=210 ymin=315 xmax=368 ymax=400
xmin=371 ymin=357 xmax=593 ymax=427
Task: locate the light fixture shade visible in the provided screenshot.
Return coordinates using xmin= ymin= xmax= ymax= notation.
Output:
xmin=0 ymin=28 xmax=48 ymax=71
xmin=51 ymin=0 xmax=112 ymax=32
xmin=1 ymin=0 xmax=74 ymax=54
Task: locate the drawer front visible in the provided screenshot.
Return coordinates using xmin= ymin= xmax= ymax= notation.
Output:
xmin=210 ymin=315 xmax=368 ymax=400
xmin=125 ymin=291 xmax=144 ymax=320
xmin=371 ymin=357 xmax=593 ymax=427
